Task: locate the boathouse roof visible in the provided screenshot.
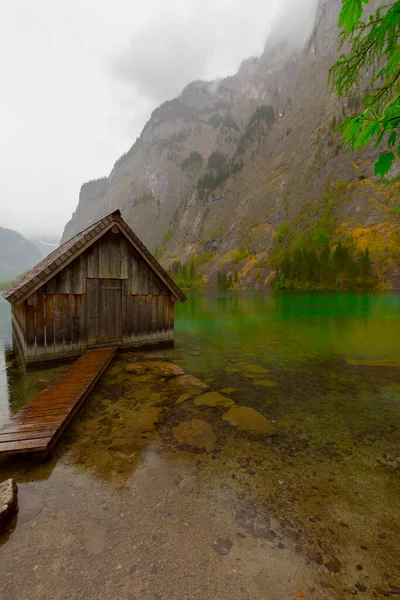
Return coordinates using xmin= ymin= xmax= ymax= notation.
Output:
xmin=2 ymin=210 xmax=186 ymax=304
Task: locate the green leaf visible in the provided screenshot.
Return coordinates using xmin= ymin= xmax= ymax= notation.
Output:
xmin=374 ymin=152 xmax=395 ymax=178
xmin=339 ymin=0 xmax=370 ymax=34
xmin=388 ymin=130 xmax=397 ymax=148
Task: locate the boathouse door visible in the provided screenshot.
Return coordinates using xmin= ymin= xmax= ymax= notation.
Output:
xmin=86 ymin=278 xmax=122 ymax=348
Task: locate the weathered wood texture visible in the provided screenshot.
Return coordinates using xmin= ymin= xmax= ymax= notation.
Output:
xmin=0 ymin=347 xmax=117 ymax=456
xmin=87 ymin=278 xmax=122 ymax=348
xmin=13 ymin=229 xmax=176 ymax=364
xmin=121 ymin=294 xmax=174 ymax=348
xmin=36 ymin=231 xmax=169 ymax=296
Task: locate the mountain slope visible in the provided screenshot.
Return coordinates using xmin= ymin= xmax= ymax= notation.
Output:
xmin=0 ymin=226 xmax=42 ymax=281
xmin=62 ymin=0 xmax=400 ymax=288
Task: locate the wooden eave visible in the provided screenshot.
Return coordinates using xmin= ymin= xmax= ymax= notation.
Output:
xmin=2 ymin=210 xmax=186 ymax=305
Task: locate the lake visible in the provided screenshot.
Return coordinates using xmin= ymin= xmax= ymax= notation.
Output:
xmin=0 ymin=291 xmax=399 ymax=599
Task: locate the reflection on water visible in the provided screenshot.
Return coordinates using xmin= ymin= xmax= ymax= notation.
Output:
xmin=0 ymin=298 xmax=11 ymax=424
xmin=0 ymin=291 xmax=399 ymax=599
xmin=0 ymin=297 xmax=69 ymax=427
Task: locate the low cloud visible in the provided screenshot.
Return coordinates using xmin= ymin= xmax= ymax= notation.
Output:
xmin=265 ymin=0 xmax=320 ymax=52
xmin=110 ymin=0 xmax=319 ymax=104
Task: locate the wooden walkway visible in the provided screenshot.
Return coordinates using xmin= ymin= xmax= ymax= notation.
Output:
xmin=0 ymin=347 xmax=117 ymax=457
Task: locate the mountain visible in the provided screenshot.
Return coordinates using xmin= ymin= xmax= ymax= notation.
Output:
xmin=28 ymin=236 xmax=58 ymax=259
xmin=62 ymin=0 xmax=400 ymax=289
xmin=0 ymin=226 xmax=42 ymax=282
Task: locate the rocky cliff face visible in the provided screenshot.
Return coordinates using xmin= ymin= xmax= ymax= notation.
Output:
xmin=0 ymin=226 xmax=42 ymax=281
xmin=62 ymin=0 xmax=399 ymax=288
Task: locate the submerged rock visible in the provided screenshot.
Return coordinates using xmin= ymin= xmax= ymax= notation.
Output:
xmin=107 ymin=365 xmax=123 ymax=376
xmin=176 ymin=393 xmax=192 ymax=404
xmin=118 ymin=406 xmax=162 ymax=435
xmin=213 ymin=537 xmax=233 ymax=555
xmin=172 ymin=419 xmax=217 ymax=452
xmin=170 ymin=374 xmax=209 ymax=396
xmin=346 ymin=358 xmax=400 ymax=367
xmin=0 ymin=479 xmax=18 ymax=533
xmin=253 ymin=380 xmax=279 ymax=387
xmin=126 ymin=363 xmax=148 ymax=375
xmin=194 ymin=391 xmax=235 ymax=409
xmin=108 ymin=438 xmax=144 ymax=455
xmin=126 ymin=361 xmax=184 ymax=377
xmin=17 ymin=487 xmax=45 ymax=525
xmin=223 ymin=406 xmax=277 ymax=435
xmin=221 ymin=388 xmax=238 ymax=395
xmin=240 ymin=363 xmax=270 ymax=375
xmin=143 ymin=361 xmax=185 ymax=377
xmin=80 ymin=521 xmax=106 ymax=555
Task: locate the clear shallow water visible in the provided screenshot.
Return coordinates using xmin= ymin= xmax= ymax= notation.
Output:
xmin=0 ymin=291 xmax=399 ymax=599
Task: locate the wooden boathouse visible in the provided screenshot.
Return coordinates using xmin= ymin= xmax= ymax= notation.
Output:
xmin=2 ymin=210 xmax=186 ymax=365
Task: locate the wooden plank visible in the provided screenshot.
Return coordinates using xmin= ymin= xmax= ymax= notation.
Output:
xmin=87 ymin=243 xmax=99 ymax=278
xmin=63 ymin=294 xmax=73 ymax=353
xmin=121 ymin=294 xmax=127 ymax=338
xmin=138 ymin=295 xmax=145 ymax=334
xmin=0 ymin=430 xmax=58 ymax=443
xmin=45 ymin=295 xmax=55 ymax=352
xmin=71 ymin=294 xmax=84 ymax=351
xmin=162 ymin=296 xmax=169 ymax=331
xmin=0 ymin=422 xmax=62 ymax=433
xmin=54 ymin=294 xmax=65 ymax=355
xmin=120 ymin=237 xmax=129 ymax=279
xmin=86 ymin=279 xmax=97 ymax=347
xmin=71 ymin=255 xmax=86 ymax=294
xmin=36 ymin=294 xmax=45 ymax=349
xmin=0 ymin=347 xmax=117 ymax=456
xmin=132 ymin=295 xmax=138 ymax=341
xmin=44 ymin=275 xmax=57 ymax=294
xmin=57 ymin=265 xmax=72 ymax=293
xmin=158 ymin=295 xmax=163 ymax=332
xmin=0 ymin=438 xmax=51 ymax=454
xmin=168 ymin=297 xmax=174 ymax=334
xmin=130 ymin=249 xmax=140 ymax=294
xmin=151 ymin=296 xmax=157 ymax=333
xmin=25 ymin=301 xmax=36 ymax=356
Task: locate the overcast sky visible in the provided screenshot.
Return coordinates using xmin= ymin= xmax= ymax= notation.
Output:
xmin=0 ymin=0 xmax=318 ymax=240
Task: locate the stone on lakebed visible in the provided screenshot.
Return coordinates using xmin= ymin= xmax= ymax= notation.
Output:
xmin=194 ymin=391 xmax=235 ymax=408
xmin=126 ymin=361 xmax=185 ymax=377
xmin=170 ymin=374 xmax=209 ymax=396
xmin=0 ymin=479 xmax=18 ymax=534
xmin=172 ymin=419 xmax=217 ymax=453
xmin=223 ymin=406 xmax=277 ymax=435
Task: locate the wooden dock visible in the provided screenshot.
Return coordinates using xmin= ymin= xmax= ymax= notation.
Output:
xmin=0 ymin=347 xmax=117 ymax=457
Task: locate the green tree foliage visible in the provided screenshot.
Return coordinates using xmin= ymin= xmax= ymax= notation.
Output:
xmin=272 ymin=235 xmax=376 ymax=289
xmin=207 ymin=152 xmax=226 ymax=170
xmin=168 ymin=254 xmax=216 ymax=289
xmin=208 ymin=113 xmax=225 ymax=128
xmin=169 ymin=260 xmax=199 ymax=289
xmin=182 ymin=151 xmax=203 ymax=170
xmin=222 ymin=114 xmax=239 ymax=131
xmin=329 ymin=0 xmax=400 ymax=177
xmin=217 ymin=269 xmax=235 ymax=290
xmin=237 ymin=105 xmax=275 ymax=154
xmin=197 ymin=152 xmax=242 ymax=194
xmin=277 ymin=221 xmax=290 ymax=243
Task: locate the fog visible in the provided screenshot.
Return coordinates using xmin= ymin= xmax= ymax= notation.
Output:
xmin=0 ymin=0 xmax=319 ymax=240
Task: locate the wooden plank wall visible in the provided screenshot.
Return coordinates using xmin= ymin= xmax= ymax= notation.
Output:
xmin=36 ymin=231 xmax=170 ymax=296
xmin=23 ymin=294 xmax=85 ymax=364
xmin=19 ymin=228 xmax=175 ymax=363
xmin=121 ymin=294 xmax=174 ymax=348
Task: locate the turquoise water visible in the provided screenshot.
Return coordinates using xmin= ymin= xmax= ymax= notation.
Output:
xmin=0 ymin=291 xmax=399 ymax=598
xmin=0 ymin=291 xmax=399 ymax=426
